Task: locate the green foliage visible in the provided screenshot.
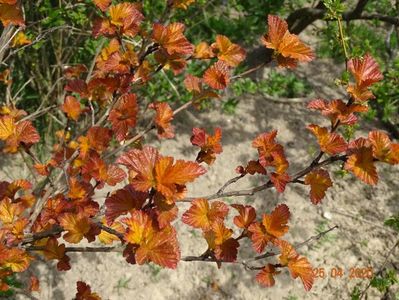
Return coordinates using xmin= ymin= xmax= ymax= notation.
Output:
xmin=384 ymin=214 xmax=399 ymax=232
xmin=371 ymin=59 xmax=399 ymax=125
xmin=323 ymin=0 xmax=346 ymax=16
xmin=258 ymin=70 xmax=310 ymax=98
xmin=370 ymin=269 xmax=398 ymax=293
xmin=350 ymin=286 xmax=361 ymax=300
xmin=0 ymin=274 xmax=22 ymax=297
xmin=221 ymin=71 xmax=310 ymax=114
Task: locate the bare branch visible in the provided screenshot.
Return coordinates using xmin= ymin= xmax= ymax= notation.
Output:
xmin=181 ymin=155 xmax=347 ymax=202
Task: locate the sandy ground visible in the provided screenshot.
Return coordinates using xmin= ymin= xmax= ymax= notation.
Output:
xmin=2 ymin=57 xmax=398 ymax=299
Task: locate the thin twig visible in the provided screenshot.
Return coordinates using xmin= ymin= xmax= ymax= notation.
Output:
xmin=359 ymin=239 xmax=399 ymax=299
xmin=182 ymin=155 xmax=347 ymax=202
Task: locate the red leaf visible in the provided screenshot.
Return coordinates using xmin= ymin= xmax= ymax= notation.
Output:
xmin=76 ymin=281 xmax=101 ymax=300
xmin=191 ymin=127 xmax=222 ymax=165
xmin=105 ymin=185 xmax=147 ymax=225
xmin=108 ymin=93 xmax=138 ymax=141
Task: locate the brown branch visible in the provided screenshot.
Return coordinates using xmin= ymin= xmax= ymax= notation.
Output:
xmin=295 ymin=225 xmax=339 ymax=249
xmin=26 ymin=245 xmax=123 ymax=253
xmin=181 ymin=155 xmax=347 ymax=202
xmin=24 ymin=225 xmax=338 ymax=272
xmin=21 ymin=225 xmax=63 ymax=245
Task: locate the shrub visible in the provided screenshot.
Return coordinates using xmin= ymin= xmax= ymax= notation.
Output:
xmin=0 ymin=1 xmax=398 ymax=298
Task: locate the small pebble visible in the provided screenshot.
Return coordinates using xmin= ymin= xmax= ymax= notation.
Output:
xmin=322 ymin=211 xmax=332 ymax=220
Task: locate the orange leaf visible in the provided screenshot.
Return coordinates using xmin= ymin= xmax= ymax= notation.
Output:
xmin=123 ymin=211 xmax=180 ymax=268
xmin=347 ymin=84 xmax=375 ymax=102
xmin=263 ymin=204 xmax=290 ymax=238
xmin=108 ymin=93 xmax=138 ymax=141
xmin=307 ymin=99 xmax=367 ymax=126
xmin=62 ymin=96 xmax=82 ymax=121
xmin=0 ymin=245 xmax=32 ymax=272
xmin=98 ymin=219 xmax=124 ymax=245
xmin=109 ymin=3 xmax=143 ymax=37
xmin=11 ymin=31 xmax=31 ymax=47
xmin=93 ymin=0 xmax=111 ymax=11
xmin=277 ymin=240 xmax=314 ymax=291
xmin=0 ymin=197 xmax=19 ymax=224
xmin=344 ymin=142 xmax=378 ymax=185
xmin=0 ymin=3 xmax=24 ymax=27
xmin=256 ymin=264 xmax=279 ymax=287
xmin=123 ymin=210 xmax=154 ymax=245
xmin=67 ymin=177 xmax=91 ymax=200
xmin=0 ymin=116 xmax=40 ymax=153
xmin=304 ymin=169 xmax=332 ymax=204
xmin=368 ymin=130 xmax=399 ymax=164
xmin=231 ymin=204 xmax=256 ymax=229
xmin=38 ymin=237 xmax=71 ymax=271
xmin=171 ymin=0 xmax=195 ymax=10
xmin=212 ymin=35 xmax=246 ymax=67
xmin=154 ymin=50 xmax=187 ymax=75
xmin=59 ymin=213 xmax=91 ymax=243
xmin=307 ymin=124 xmax=347 ymax=155
xmin=194 ymin=42 xmax=214 ymax=59
xmin=29 ymin=276 xmax=40 ymax=292
xmin=203 ymin=61 xmax=230 ymax=90
xmin=82 ymin=154 xmax=126 ymax=187
xmin=262 ymin=15 xmax=314 ymax=68
xmin=252 ymin=130 xmax=289 ymax=175
xmin=208 ymin=221 xmax=239 ymax=262
xmin=347 ymin=54 xmax=383 ymax=102
xmin=149 ymin=102 xmax=175 ymax=139
xmin=78 ymin=126 xmax=112 ymax=157
xmin=152 ymin=22 xmax=193 ymax=56
xmin=0 ymin=115 xmax=14 ymax=141
xmin=155 ymin=157 xmax=206 ymax=200
xmin=117 ymin=146 xmax=159 ymax=192
xmin=184 ymin=74 xmax=202 ymax=93
xmin=182 ymin=198 xmax=228 ymax=230
xmin=76 ymin=281 xmax=102 ymax=300
xmin=248 ymin=204 xmax=290 ymax=253
xmin=211 ymin=221 xmax=232 ymax=245
xmin=117 ymin=146 xmax=205 ymax=201
xmin=190 ymin=127 xmax=222 ymax=165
